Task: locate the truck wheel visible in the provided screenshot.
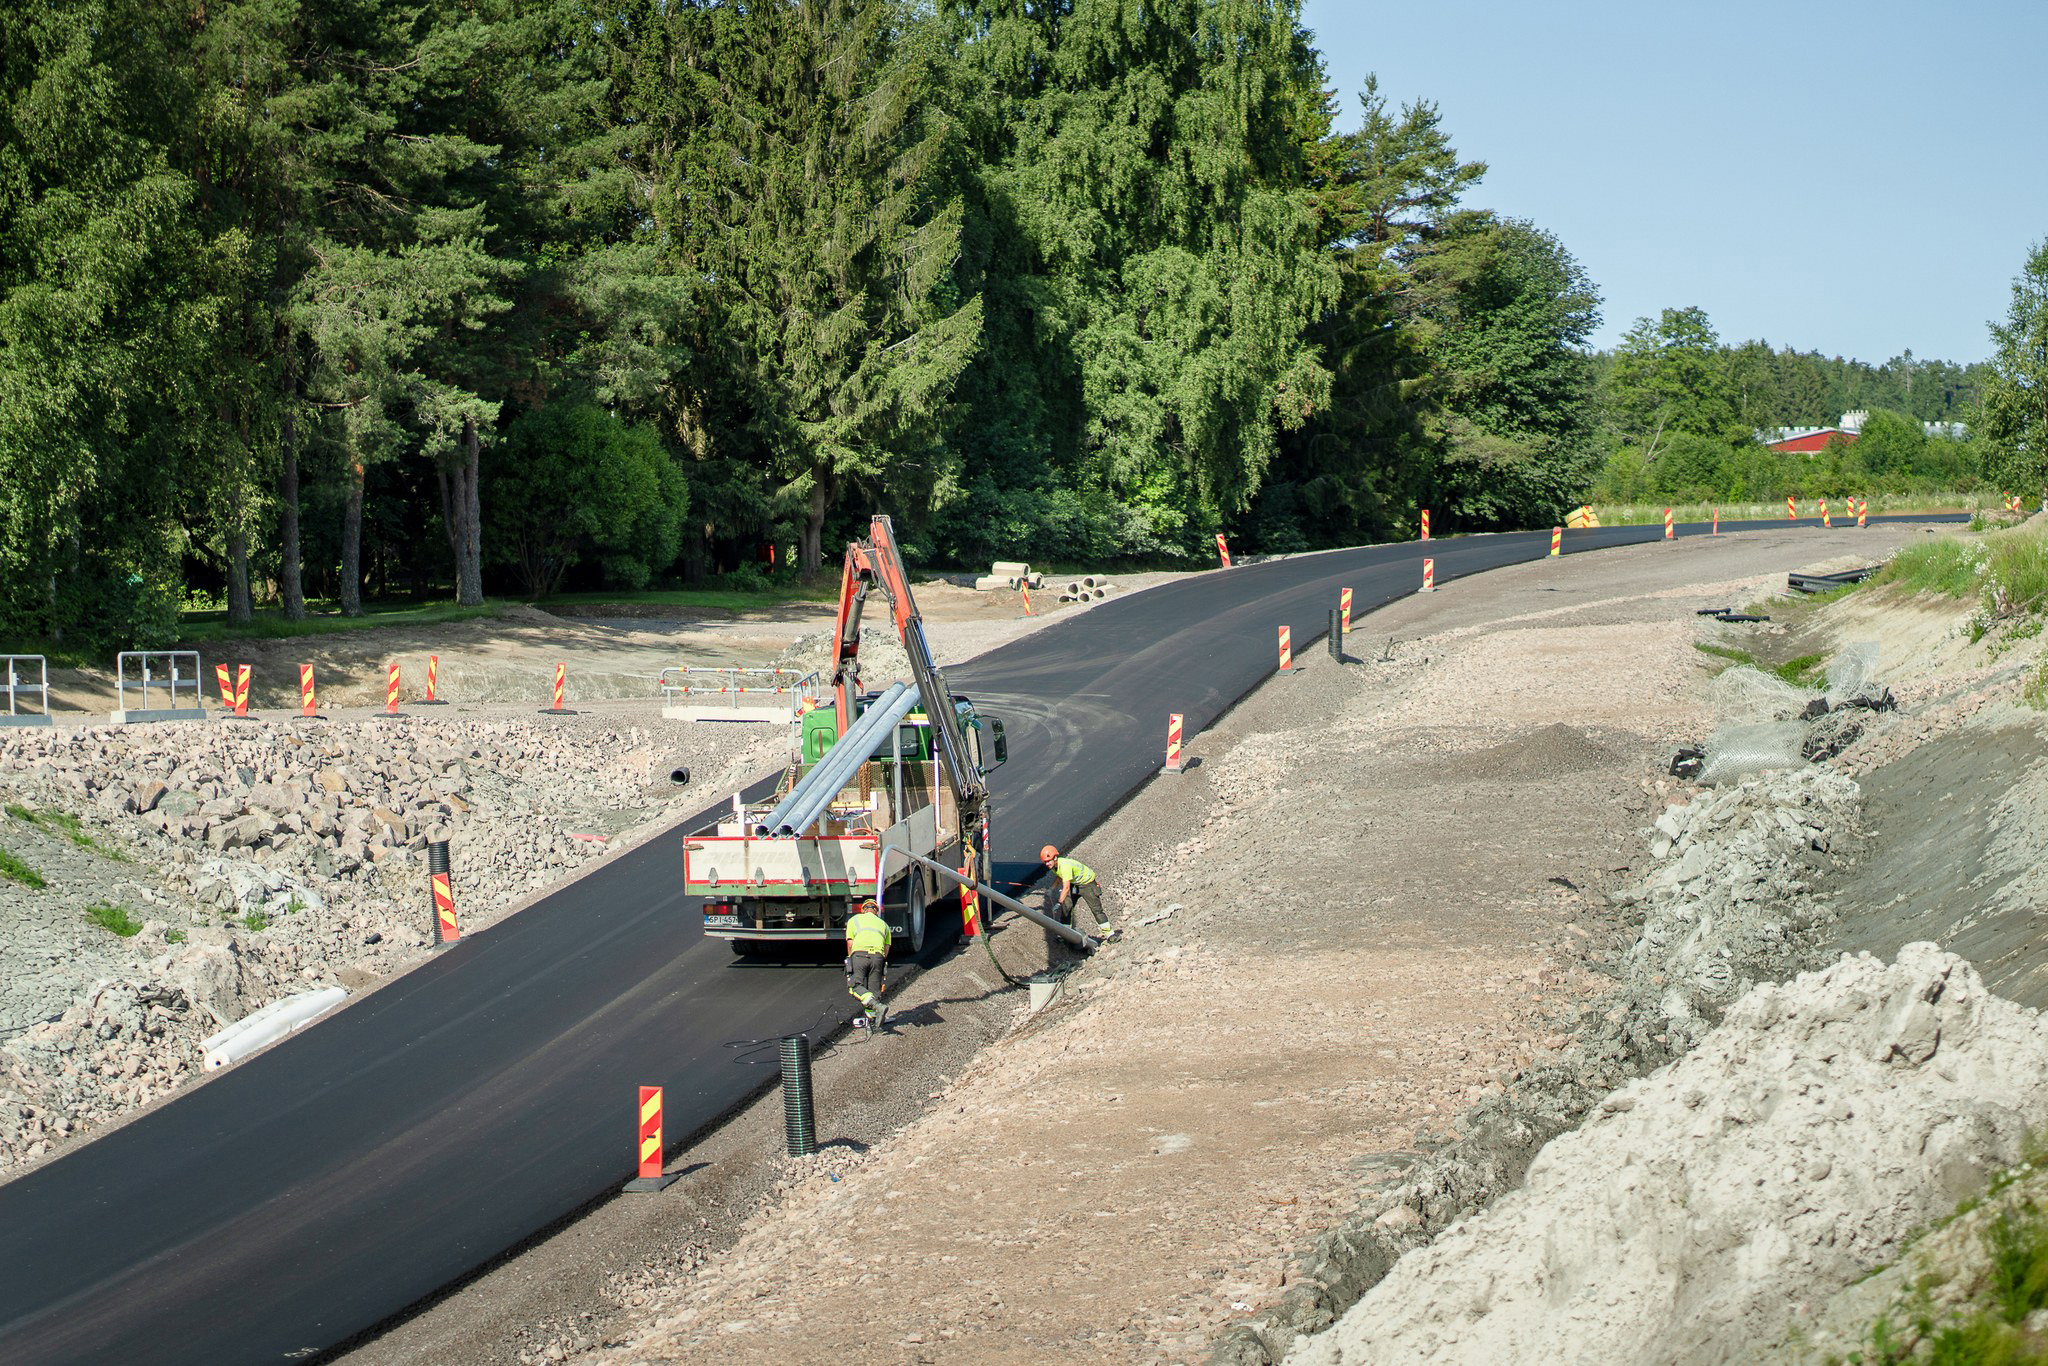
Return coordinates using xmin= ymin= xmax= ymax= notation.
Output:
xmin=905 ymin=876 xmax=927 ymax=955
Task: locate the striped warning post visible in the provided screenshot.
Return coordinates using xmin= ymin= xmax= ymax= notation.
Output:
xmin=1857 ymin=499 xmax=1867 ymax=529
xmin=385 ymin=662 xmax=401 ymax=715
xmin=1821 ymin=498 xmax=1831 ymax=528
xmin=540 ymin=662 xmax=573 ymax=716
xmin=1340 ymin=586 xmax=1353 ymax=632
xmin=1277 ymin=626 xmax=1293 ymax=673
xmin=1713 ymin=507 xmax=1720 ymax=536
xmin=1786 ymin=496 xmax=1797 ymax=521
xmin=1550 ymin=527 xmax=1561 ymax=557
xmin=1664 ymin=508 xmax=1674 ymax=541
xmin=418 ymin=654 xmax=447 ymax=706
xmin=1420 ymin=508 xmax=1431 ymax=541
xmin=1214 ymin=533 xmax=1232 ymax=569
xmin=297 ymin=664 xmax=319 ymax=719
xmin=216 ymin=665 xmax=236 ymax=713
xmin=623 ymin=1085 xmax=679 ymax=1192
xmin=1022 ymin=584 xmax=1033 ymax=616
xmin=1420 ymin=558 xmax=1435 ymax=593
xmin=1165 ymin=713 xmax=1185 ymax=773
xmin=428 ymin=840 xmax=458 ymax=946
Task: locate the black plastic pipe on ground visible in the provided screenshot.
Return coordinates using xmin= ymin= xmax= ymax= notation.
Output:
xmin=1328 ymin=606 xmax=1343 ymax=661
xmin=780 ymin=1034 xmax=817 ymax=1157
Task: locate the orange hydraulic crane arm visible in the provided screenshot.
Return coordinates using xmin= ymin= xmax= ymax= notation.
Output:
xmin=827 ymin=515 xmax=987 ymax=808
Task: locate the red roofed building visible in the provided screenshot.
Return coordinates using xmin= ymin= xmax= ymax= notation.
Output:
xmin=1763 ymin=426 xmax=1857 ymax=454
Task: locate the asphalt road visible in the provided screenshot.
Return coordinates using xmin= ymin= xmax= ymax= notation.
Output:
xmin=0 ymin=516 xmax=1952 ymax=1364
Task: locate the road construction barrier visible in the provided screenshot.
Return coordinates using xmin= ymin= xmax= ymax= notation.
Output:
xmin=1022 ymin=583 xmax=1034 ymax=616
xmin=1165 ymin=713 xmax=1185 ymax=773
xmin=1821 ymin=498 xmax=1831 ymax=528
xmin=1664 ymin=508 xmax=1674 ymax=541
xmin=1215 ymin=533 xmax=1232 ymax=568
xmin=1278 ymin=625 xmax=1292 ymax=672
xmin=780 ymin=1036 xmax=818 ymax=1158
xmin=1421 ymin=508 xmax=1431 ymax=541
xmin=1421 ymin=558 xmax=1435 ymax=593
xmin=624 ymin=1085 xmax=680 ymax=1191
xmin=384 ymin=662 xmax=402 ymax=716
xmin=1858 ymin=499 xmax=1867 ymax=528
xmin=297 ymin=663 xmax=321 ymax=719
xmin=659 ymin=666 xmax=819 ymax=723
xmin=1566 ymin=505 xmax=1599 ymax=529
xmin=540 ymin=661 xmax=573 ymax=716
xmin=428 ymin=840 xmax=458 ymax=946
xmin=1713 ymin=508 xmax=1720 ymax=536
xmin=1786 ymin=496 xmax=1796 ymax=521
xmin=419 ymin=654 xmax=447 ymax=706
xmin=214 ymin=664 xmax=252 ymax=718
xmin=1550 ymin=527 xmax=1561 ymax=557
xmin=113 ymin=651 xmax=203 ymax=725
xmin=1 ymin=656 xmax=52 ymax=728
xmin=1340 ymin=586 xmax=1353 ymax=632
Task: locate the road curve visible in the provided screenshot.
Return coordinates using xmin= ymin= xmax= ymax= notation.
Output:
xmin=0 ymin=516 xmax=1951 ymax=1363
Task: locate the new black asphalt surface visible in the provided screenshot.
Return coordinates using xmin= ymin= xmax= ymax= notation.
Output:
xmin=0 ymin=516 xmax=1957 ymax=1364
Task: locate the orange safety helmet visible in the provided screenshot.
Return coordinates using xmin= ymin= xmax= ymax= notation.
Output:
xmin=1040 ymin=845 xmax=1059 ymax=863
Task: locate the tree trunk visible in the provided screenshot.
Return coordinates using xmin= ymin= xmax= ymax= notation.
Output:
xmin=461 ymin=420 xmax=483 ymax=605
xmin=799 ymin=471 xmax=831 ymax=576
xmin=279 ymin=407 xmax=305 ymax=621
xmin=340 ymin=459 xmax=365 ymax=617
xmin=226 ymin=525 xmax=254 ymax=625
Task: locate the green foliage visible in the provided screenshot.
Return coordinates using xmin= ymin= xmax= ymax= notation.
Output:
xmin=85 ymin=902 xmax=143 ymax=937
xmin=0 ymin=845 xmax=44 ymax=888
xmin=1983 ymin=240 xmax=2048 ymax=498
xmin=243 ymin=910 xmax=270 ymax=932
xmin=165 ymin=928 xmax=186 ymax=945
xmin=1603 ymin=307 xmax=1739 ymax=455
xmin=486 ymin=402 xmax=687 ymax=596
xmin=179 ymin=600 xmax=507 ymax=644
xmin=1877 ymin=537 xmax=1987 ymax=598
xmin=1694 ymin=642 xmax=1756 ymax=669
xmin=1776 ymin=653 xmax=1827 ymax=688
xmin=8 ymin=803 xmax=128 ymax=860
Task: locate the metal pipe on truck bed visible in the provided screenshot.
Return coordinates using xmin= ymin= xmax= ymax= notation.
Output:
xmin=771 ymin=685 xmax=921 ymax=837
xmin=756 ymin=681 xmax=910 ymax=835
xmin=885 ymin=849 xmax=1098 ymax=950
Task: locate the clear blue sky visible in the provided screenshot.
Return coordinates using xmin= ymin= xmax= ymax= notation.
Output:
xmin=1299 ymin=0 xmax=2045 ymax=365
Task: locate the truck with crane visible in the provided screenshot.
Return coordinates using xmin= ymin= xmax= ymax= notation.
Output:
xmin=685 ymin=515 xmax=1010 ymax=955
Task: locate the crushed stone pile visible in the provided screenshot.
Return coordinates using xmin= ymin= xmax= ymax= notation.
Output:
xmin=0 ymin=714 xmax=779 ymax=1170
xmin=773 ymin=627 xmax=914 ymax=683
xmin=1284 ymin=944 xmax=2048 ymax=1366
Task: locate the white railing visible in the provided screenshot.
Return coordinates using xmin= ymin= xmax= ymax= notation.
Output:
xmin=116 ymin=650 xmax=203 ymax=720
xmin=1 ymin=655 xmax=50 ymax=724
xmin=658 ymin=665 xmax=820 ymax=707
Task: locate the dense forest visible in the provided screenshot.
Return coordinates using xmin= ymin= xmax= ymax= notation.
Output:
xmin=0 ymin=1 xmax=2031 ymax=649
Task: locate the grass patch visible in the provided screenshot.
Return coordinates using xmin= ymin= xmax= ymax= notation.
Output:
xmin=1776 ymin=653 xmax=1828 ymax=688
xmin=165 ymin=928 xmax=186 ymax=945
xmin=85 ymin=902 xmax=143 ymax=937
xmin=242 ymin=910 xmax=270 ymax=932
xmin=1875 ymin=536 xmax=1987 ymax=598
xmin=1694 ymin=642 xmax=1757 ymax=668
xmin=0 ymin=845 xmax=44 ymax=889
xmin=6 ymin=804 xmax=129 ymax=861
xmin=1593 ymin=491 xmax=1976 ymax=528
xmin=538 ymin=584 xmax=839 ymax=613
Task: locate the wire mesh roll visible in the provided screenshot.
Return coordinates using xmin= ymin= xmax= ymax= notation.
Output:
xmin=780 ymin=1034 xmax=817 ymax=1157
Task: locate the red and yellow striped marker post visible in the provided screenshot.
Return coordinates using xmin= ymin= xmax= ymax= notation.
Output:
xmin=232 ymin=665 xmax=250 ymax=716
xmin=297 ymin=664 xmax=320 ymax=720
xmin=1857 ymin=499 xmax=1867 ymax=528
xmin=1550 ymin=527 xmax=1561 ymax=557
xmin=1420 ymin=558 xmax=1435 ymax=593
xmin=540 ymin=662 xmax=573 ymax=716
xmin=1713 ymin=508 xmax=1720 ymax=536
xmin=623 ymin=1086 xmax=679 ymax=1192
xmin=1820 ymin=498 xmax=1831 ymax=528
xmin=216 ymin=665 xmax=253 ymax=717
xmin=1664 ymin=508 xmax=1674 ymax=541
xmin=1420 ymin=508 xmax=1431 ymax=541
xmin=1277 ymin=626 xmax=1293 ymax=673
xmin=428 ymin=840 xmax=458 ymax=946
xmin=1340 ymin=587 xmax=1353 ymax=632
xmin=1214 ymin=533 xmax=1232 ymax=569
xmin=419 ymin=654 xmax=447 ymax=706
xmin=1165 ymin=712 xmax=1186 ymax=773
xmin=1786 ymin=496 xmax=1797 ymax=521
xmin=1021 ymin=584 xmax=1033 ymax=616
xmin=385 ymin=662 xmax=402 ymax=715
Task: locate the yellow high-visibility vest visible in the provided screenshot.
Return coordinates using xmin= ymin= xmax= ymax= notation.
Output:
xmin=1053 ymin=857 xmax=1096 ymax=886
xmin=846 ymin=909 xmax=892 ymax=955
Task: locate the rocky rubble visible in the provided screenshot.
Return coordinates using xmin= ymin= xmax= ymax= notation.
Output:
xmin=1284 ymin=945 xmax=2048 ymax=1366
xmin=0 ymin=712 xmax=780 ymax=1173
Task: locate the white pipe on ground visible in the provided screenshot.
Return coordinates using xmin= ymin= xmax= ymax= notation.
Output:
xmin=202 ymin=987 xmax=347 ymax=1071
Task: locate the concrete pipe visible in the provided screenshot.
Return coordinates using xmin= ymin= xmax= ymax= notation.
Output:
xmin=1081 ymin=576 xmax=1099 ymax=588
xmin=1065 ymin=581 xmax=1083 ymax=595
xmin=1092 ymin=588 xmax=1107 ymax=599
xmin=971 ymin=575 xmax=1009 ymax=591
xmin=202 ymin=987 xmax=347 ymax=1071
xmin=1026 ymin=572 xmax=1045 ymax=588
xmin=669 ymin=766 xmax=691 ymax=786
xmin=990 ymin=560 xmax=1030 ymax=577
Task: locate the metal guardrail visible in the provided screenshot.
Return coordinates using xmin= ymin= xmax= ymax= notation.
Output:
xmin=114 ymin=650 xmax=204 ymax=724
xmin=1 ymin=655 xmax=52 ymax=727
xmin=658 ymin=666 xmax=820 ymax=708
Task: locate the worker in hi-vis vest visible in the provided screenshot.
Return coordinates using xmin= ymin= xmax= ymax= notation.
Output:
xmin=845 ymin=897 xmax=892 ymax=1033
xmin=1041 ymin=845 xmax=1120 ymax=942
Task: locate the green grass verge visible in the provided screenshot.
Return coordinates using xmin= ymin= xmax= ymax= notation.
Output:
xmin=1876 ymin=537 xmax=1986 ymax=598
xmin=1594 ymin=491 xmax=1976 ymax=528
xmin=1777 ymin=653 xmax=1828 ymax=688
xmin=178 ymin=600 xmax=510 ymax=645
xmin=0 ymin=845 xmax=44 ymax=889
xmin=1694 ymin=643 xmax=1756 ymax=668
xmin=6 ymin=804 xmax=129 ymax=861
xmin=536 ymin=585 xmax=839 ymax=613
xmin=85 ymin=902 xmax=143 ymax=937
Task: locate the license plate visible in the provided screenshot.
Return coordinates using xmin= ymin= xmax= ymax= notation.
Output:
xmin=703 ymin=914 xmax=741 ymax=927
